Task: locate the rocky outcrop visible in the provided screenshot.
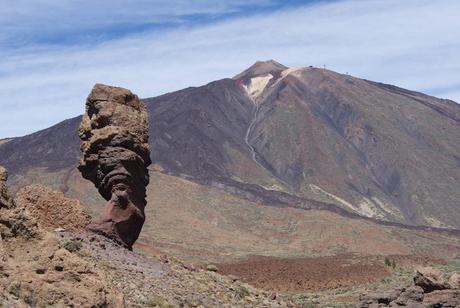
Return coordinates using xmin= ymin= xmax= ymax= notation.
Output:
xmin=357 ymin=267 xmax=460 ymax=307
xmin=414 ymin=266 xmax=450 ymax=292
xmin=14 ymin=185 xmax=91 ymax=232
xmin=0 ymin=166 xmax=11 ymax=208
xmin=449 ymin=273 xmax=460 ymax=289
xmin=0 ymin=166 xmax=38 ymax=240
xmin=78 ymin=84 xmax=151 ymax=249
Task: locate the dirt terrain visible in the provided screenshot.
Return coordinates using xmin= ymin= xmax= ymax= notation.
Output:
xmin=1 ymin=184 xmax=290 ymax=307
xmin=218 ymin=255 xmax=391 ymax=292
xmin=217 ymin=254 xmax=446 ymax=293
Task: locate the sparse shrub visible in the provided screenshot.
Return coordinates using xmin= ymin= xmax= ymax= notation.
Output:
xmin=391 ymin=259 xmax=396 ymax=269
xmin=8 ymin=282 xmax=21 ymax=298
xmin=62 ymin=240 xmax=82 ymax=252
xmin=384 ymin=257 xmax=391 ymax=267
xmin=235 ymin=285 xmax=250 ymax=299
xmin=145 ymin=295 xmax=174 ymax=308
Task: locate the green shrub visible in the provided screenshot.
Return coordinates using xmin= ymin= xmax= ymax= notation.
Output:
xmin=384 ymin=257 xmax=391 ymax=267
xmin=145 ymin=295 xmax=174 ymax=308
xmin=62 ymin=240 xmax=82 ymax=252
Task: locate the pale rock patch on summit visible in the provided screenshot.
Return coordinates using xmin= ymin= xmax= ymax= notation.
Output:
xmin=242 ymin=74 xmax=273 ymax=101
xmin=281 ymin=67 xmax=304 ymax=78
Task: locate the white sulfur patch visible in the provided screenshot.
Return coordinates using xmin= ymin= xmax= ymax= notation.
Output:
xmin=243 ymin=74 xmax=273 ymax=100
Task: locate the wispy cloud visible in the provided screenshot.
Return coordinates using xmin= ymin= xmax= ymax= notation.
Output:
xmin=0 ymin=0 xmax=276 ymax=45
xmin=0 ymin=0 xmax=459 ymax=138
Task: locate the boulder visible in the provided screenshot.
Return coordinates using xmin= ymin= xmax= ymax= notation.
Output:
xmin=449 ymin=272 xmax=460 ymax=289
xmin=414 ymin=267 xmax=450 ymax=293
xmin=422 ymin=289 xmax=460 ymax=307
xmin=78 ymin=84 xmax=151 ymax=249
xmin=393 ymin=286 xmax=424 ymax=305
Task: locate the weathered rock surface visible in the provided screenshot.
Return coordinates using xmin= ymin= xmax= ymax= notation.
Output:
xmin=14 ymin=184 xmax=91 ymax=232
xmin=449 ymin=272 xmax=460 ymax=289
xmin=0 ymin=165 xmax=11 ymax=208
xmin=422 ymin=289 xmax=460 ymax=307
xmin=414 ymin=266 xmax=450 ymax=293
xmin=0 ymin=166 xmax=38 ymax=240
xmin=78 ymin=84 xmax=151 ymax=249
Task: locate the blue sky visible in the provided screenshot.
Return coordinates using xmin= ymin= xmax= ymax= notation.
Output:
xmin=0 ymin=0 xmax=459 ymax=138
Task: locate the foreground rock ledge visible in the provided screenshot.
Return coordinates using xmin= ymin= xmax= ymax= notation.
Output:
xmin=78 ymin=83 xmax=151 ymax=249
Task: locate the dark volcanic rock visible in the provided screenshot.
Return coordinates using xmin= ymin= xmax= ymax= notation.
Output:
xmin=78 ymin=84 xmax=151 ymax=249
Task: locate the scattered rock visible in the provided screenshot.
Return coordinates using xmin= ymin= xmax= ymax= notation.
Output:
xmin=357 ymin=291 xmax=399 ymax=307
xmin=78 ymin=84 xmax=151 ymax=249
xmin=358 ymin=267 xmax=459 ymax=307
xmin=449 ymin=272 xmax=460 ymax=289
xmin=182 ymin=262 xmax=197 ymax=272
xmin=206 ymin=264 xmax=219 ymax=272
xmin=394 ymin=286 xmax=424 ymax=305
xmin=228 ymin=274 xmax=240 ymax=282
xmin=423 ymin=289 xmax=460 ymax=307
xmin=414 ymin=266 xmax=450 ymax=293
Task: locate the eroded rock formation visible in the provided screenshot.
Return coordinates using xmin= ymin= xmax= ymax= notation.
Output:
xmin=78 ymin=84 xmax=151 ymax=249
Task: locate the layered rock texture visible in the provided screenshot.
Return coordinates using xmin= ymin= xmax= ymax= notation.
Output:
xmin=78 ymin=84 xmax=151 ymax=249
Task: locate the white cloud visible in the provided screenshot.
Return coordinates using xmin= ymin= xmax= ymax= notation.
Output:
xmin=0 ymin=0 xmax=459 ymax=138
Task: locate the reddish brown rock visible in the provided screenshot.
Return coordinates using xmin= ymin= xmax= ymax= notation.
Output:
xmin=414 ymin=266 xmax=450 ymax=293
xmin=78 ymin=84 xmax=151 ymax=249
xmin=14 ymin=184 xmax=91 ymax=232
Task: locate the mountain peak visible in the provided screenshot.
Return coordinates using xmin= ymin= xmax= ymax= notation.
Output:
xmin=233 ymin=60 xmax=288 ymax=80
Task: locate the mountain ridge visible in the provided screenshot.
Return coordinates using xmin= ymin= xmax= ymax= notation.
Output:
xmin=1 ymin=60 xmax=459 ymax=230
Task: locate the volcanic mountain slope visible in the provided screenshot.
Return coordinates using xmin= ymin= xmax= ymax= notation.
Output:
xmin=1 ymin=60 xmax=459 ymax=231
